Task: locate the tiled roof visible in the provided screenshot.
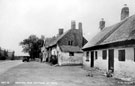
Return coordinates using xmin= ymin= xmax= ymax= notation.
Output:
xmin=83 ymin=14 xmax=135 ymax=49
xmin=60 ymin=45 xmax=83 ymax=53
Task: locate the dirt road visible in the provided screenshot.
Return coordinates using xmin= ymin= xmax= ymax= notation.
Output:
xmin=0 ymin=61 xmax=129 ymax=86
xmin=0 ymin=60 xmax=23 ymax=75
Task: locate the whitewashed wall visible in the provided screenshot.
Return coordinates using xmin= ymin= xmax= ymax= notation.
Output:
xmin=83 ymin=50 xmax=108 ymax=71
xmin=41 ymin=46 xmax=47 ymax=61
xmin=83 ymin=52 xmax=90 ymax=69
xmin=94 ymin=50 xmax=108 ymax=72
xmin=113 ymin=47 xmax=135 ymax=79
xmin=56 ymin=45 xmax=83 ymax=66
xmin=83 ymin=47 xmax=135 ymax=79
xmin=58 ymin=52 xmax=83 ymax=65
xmin=51 ymin=47 xmax=57 ymax=55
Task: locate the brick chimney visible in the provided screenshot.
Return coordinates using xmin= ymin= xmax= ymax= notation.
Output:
xmin=99 ymin=18 xmax=105 ymax=30
xmin=71 ymin=20 xmax=76 ymax=29
xmin=78 ymin=22 xmax=83 ymax=35
xmin=121 ymin=4 xmax=129 ymax=20
xmin=78 ymin=22 xmax=83 ymax=47
xmin=59 ymin=28 xmax=64 ymax=35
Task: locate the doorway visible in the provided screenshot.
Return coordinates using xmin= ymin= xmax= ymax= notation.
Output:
xmin=108 ymin=49 xmax=114 ymax=72
xmin=91 ymin=51 xmax=94 ymax=67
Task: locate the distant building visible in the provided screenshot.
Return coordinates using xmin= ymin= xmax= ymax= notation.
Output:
xmin=0 ymin=48 xmax=15 ymax=60
xmin=43 ymin=21 xmax=87 ymax=65
xmin=82 ymin=4 xmax=135 ymax=79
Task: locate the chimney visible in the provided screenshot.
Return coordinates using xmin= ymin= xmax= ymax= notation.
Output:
xmin=78 ymin=22 xmax=83 ymax=47
xmin=78 ymin=22 xmax=83 ymax=35
xmin=99 ymin=18 xmax=105 ymax=30
xmin=71 ymin=20 xmax=76 ymax=29
xmin=59 ymin=28 xmax=64 ymax=35
xmin=121 ymin=4 xmax=129 ymax=20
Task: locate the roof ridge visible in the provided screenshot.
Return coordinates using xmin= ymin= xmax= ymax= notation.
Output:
xmin=96 ymin=18 xmax=128 ymax=45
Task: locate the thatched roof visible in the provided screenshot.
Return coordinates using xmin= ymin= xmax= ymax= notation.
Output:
xmin=60 ymin=45 xmax=83 ymax=53
xmin=45 ymin=29 xmax=87 ymax=48
xmin=45 ymin=29 xmax=71 ymax=48
xmin=83 ymin=14 xmax=135 ymax=50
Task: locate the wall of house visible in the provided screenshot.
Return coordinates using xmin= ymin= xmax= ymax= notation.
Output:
xmin=50 ymin=45 xmax=83 ymax=65
xmin=94 ymin=50 xmax=108 ymax=71
xmin=83 ymin=47 xmax=135 ymax=79
xmin=41 ymin=46 xmax=47 ymax=61
xmin=83 ymin=50 xmax=108 ymax=71
xmin=82 ymin=52 xmax=90 ymax=69
xmin=57 ymin=45 xmax=62 ymax=65
xmin=51 ymin=47 xmax=57 ymax=56
xmin=58 ymin=51 xmax=83 ymax=66
xmin=113 ymin=47 xmax=135 ymax=79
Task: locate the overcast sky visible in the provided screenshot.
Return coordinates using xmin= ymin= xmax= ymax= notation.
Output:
xmin=0 ymin=0 xmax=135 ymax=56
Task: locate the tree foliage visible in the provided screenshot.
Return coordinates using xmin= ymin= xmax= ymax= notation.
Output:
xmin=0 ymin=49 xmax=8 ymax=60
xmin=20 ymin=35 xmax=44 ymax=59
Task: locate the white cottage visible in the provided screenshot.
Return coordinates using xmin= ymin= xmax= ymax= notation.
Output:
xmin=44 ymin=21 xmax=87 ymax=65
xmin=82 ymin=5 xmax=135 ymax=79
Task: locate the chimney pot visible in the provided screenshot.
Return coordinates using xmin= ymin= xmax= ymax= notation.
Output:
xmin=71 ymin=20 xmax=76 ymax=29
xmin=99 ymin=18 xmax=105 ymax=30
xmin=121 ymin=4 xmax=129 ymax=20
xmin=59 ymin=28 xmax=64 ymax=35
xmin=78 ymin=22 xmax=83 ymax=35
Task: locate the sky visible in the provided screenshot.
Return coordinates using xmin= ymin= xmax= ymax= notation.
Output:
xmin=0 ymin=0 xmax=135 ymax=56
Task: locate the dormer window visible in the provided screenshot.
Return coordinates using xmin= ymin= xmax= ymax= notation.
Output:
xmin=68 ymin=41 xmax=73 ymax=46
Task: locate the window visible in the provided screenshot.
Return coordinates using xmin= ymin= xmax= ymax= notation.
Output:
xmin=95 ymin=51 xmax=98 ymax=59
xmin=102 ymin=50 xmax=107 ymax=60
xmin=71 ymin=41 xmax=73 ymax=45
xmin=118 ymin=50 xmax=125 ymax=61
xmin=86 ymin=51 xmax=89 ymax=61
xmin=68 ymin=41 xmax=70 ymax=45
xmin=134 ymin=48 xmax=135 ymax=62
xmin=68 ymin=41 xmax=73 ymax=46
xmin=69 ymin=52 xmax=74 ymax=56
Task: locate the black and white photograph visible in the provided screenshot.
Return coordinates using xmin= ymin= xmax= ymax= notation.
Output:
xmin=0 ymin=0 xmax=135 ymax=86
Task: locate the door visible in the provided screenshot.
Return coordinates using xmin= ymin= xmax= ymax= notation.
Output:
xmin=108 ymin=49 xmax=114 ymax=72
xmin=91 ymin=51 xmax=94 ymax=67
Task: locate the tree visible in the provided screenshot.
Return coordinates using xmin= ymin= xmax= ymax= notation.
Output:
xmin=20 ymin=35 xmax=44 ymax=60
xmin=0 ymin=49 xmax=7 ymax=60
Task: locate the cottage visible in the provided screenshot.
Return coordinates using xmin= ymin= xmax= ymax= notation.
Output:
xmin=44 ymin=21 xmax=87 ymax=65
xmin=82 ymin=4 xmax=135 ymax=79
